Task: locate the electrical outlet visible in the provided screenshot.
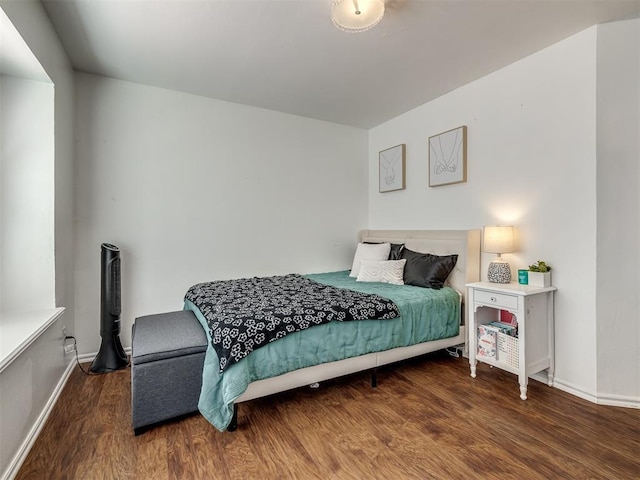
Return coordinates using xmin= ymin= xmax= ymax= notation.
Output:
xmin=62 ymin=327 xmax=75 ymax=355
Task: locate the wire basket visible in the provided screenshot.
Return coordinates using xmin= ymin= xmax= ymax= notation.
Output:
xmin=497 ymin=332 xmax=519 ymax=368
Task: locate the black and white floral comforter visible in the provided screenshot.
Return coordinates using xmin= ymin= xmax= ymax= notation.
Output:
xmin=184 ymin=274 xmax=400 ymax=372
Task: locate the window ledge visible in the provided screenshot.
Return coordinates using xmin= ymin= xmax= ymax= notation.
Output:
xmin=0 ymin=307 xmax=65 ymax=373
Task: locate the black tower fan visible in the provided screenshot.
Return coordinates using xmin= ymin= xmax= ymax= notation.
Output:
xmin=90 ymin=243 xmax=128 ymax=373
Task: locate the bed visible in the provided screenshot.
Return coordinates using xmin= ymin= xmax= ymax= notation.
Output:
xmin=184 ymin=229 xmax=480 ymax=431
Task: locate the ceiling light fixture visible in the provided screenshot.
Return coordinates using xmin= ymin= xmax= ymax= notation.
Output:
xmin=331 ymin=0 xmax=385 ymax=33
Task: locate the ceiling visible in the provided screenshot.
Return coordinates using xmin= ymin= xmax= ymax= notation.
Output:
xmin=0 ymin=7 xmax=51 ymax=82
xmin=40 ymin=0 xmax=640 ymax=129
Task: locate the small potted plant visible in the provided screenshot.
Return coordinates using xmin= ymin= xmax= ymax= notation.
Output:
xmin=528 ymin=260 xmax=551 ymax=287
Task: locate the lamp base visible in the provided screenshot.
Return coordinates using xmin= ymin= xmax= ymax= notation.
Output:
xmin=488 ymin=261 xmax=511 ymax=283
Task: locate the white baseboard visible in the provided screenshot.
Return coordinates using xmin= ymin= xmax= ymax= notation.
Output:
xmin=484 ymin=370 xmax=639 ymax=410
xmin=3 ymin=346 xmax=133 ymax=480
xmin=548 ymin=378 xmax=598 ymax=403
xmin=552 ymin=377 xmax=640 ymax=408
xmin=2 ymin=359 xmax=76 ymax=480
xmin=595 ymin=392 xmax=640 ymax=409
xmin=77 ymin=346 xmax=131 ymax=364
xmin=76 ymin=352 xmax=96 ymax=363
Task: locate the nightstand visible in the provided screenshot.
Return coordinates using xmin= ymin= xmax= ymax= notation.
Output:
xmin=467 ymin=281 xmax=557 ymax=400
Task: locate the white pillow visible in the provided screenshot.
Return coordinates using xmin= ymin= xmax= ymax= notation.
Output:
xmin=349 ymin=242 xmax=391 ymax=278
xmin=357 ymin=259 xmax=406 ymax=285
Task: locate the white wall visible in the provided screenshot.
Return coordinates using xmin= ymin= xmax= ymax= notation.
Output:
xmin=0 ymin=1 xmax=75 ymax=318
xmin=369 ymin=28 xmax=600 ymax=398
xmin=596 ymin=18 xmax=640 ymax=403
xmin=0 ymin=317 xmax=68 ymax=478
xmin=0 ymin=75 xmax=55 ymax=312
xmin=0 ymin=2 xmax=74 ymax=478
xmin=74 ymin=73 xmax=368 ymax=353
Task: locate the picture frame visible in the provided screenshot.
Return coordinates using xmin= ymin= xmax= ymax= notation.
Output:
xmin=428 ymin=125 xmax=467 ymax=187
xmin=379 ymin=144 xmax=406 ymax=193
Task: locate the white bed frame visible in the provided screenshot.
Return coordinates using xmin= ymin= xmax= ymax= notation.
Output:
xmin=235 ymin=229 xmax=481 ymax=405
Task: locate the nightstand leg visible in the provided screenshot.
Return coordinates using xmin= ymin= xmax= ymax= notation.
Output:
xmin=547 ymin=368 xmax=554 ymax=387
xmin=470 ymin=361 xmax=477 ymax=378
xmin=519 ymin=382 xmax=528 ymax=400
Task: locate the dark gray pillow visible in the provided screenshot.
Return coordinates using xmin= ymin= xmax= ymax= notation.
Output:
xmin=400 ymin=248 xmax=458 ymax=289
xmin=388 ymin=243 xmax=404 ymax=260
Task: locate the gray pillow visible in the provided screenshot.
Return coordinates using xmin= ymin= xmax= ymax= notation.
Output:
xmin=400 ymin=248 xmax=458 ymax=289
xmin=388 ymin=243 xmax=405 ymax=260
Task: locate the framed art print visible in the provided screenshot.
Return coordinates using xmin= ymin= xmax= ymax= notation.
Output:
xmin=379 ymin=144 xmax=406 ymax=193
xmin=428 ymin=125 xmax=467 ymax=187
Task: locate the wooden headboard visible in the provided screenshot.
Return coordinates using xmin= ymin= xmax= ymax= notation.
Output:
xmin=358 ymin=229 xmax=481 ymax=307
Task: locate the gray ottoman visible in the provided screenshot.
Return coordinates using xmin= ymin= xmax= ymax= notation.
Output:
xmin=131 ymin=310 xmax=208 ymax=434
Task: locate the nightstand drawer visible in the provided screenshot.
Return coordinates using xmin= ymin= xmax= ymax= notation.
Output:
xmin=474 ymin=289 xmax=518 ymax=310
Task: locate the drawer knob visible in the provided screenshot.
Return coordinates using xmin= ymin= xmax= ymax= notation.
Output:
xmin=490 ymin=296 xmax=497 ymax=302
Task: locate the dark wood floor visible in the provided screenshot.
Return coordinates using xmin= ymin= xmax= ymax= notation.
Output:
xmin=16 ymin=352 xmax=639 ymax=479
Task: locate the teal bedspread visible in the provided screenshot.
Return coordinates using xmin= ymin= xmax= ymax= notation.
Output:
xmin=184 ymin=270 xmax=460 ymax=431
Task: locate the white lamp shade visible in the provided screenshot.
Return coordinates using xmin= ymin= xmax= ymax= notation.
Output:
xmin=332 ymin=0 xmax=385 ymax=33
xmin=483 ymin=225 xmax=516 ymax=254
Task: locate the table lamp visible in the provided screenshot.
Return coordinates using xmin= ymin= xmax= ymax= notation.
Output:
xmin=483 ymin=225 xmax=516 ymax=283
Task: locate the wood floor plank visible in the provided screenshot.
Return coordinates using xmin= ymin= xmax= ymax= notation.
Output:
xmin=15 ymin=353 xmax=640 ymax=479
xmin=133 ymin=437 xmax=169 ymax=480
